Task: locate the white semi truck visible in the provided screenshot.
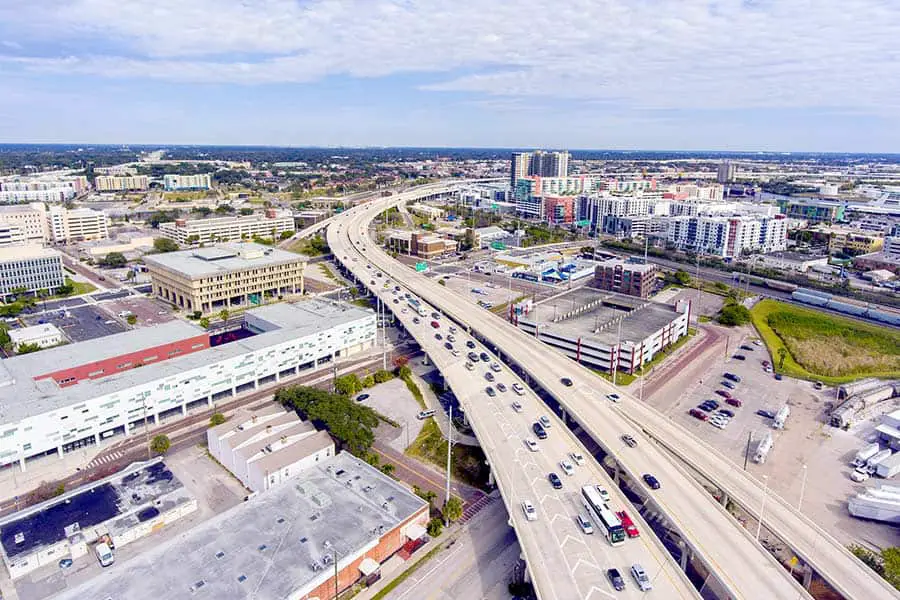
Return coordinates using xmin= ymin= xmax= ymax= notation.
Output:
xmin=853 ymin=443 xmax=881 ymax=468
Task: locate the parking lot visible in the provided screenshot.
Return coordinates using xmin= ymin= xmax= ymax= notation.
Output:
xmin=357 ymin=377 xmax=425 ymax=453
xmin=22 ymin=305 xmax=126 ymax=342
xmin=103 ymin=296 xmax=174 ymax=328
xmin=651 ymin=326 xmax=898 ymax=548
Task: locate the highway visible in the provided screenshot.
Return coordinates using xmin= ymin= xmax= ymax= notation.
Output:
xmin=332 ymin=220 xmax=699 ymax=599
xmin=318 ymin=183 xmax=898 ymax=600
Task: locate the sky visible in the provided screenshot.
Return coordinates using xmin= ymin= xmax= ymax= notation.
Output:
xmin=0 ymin=0 xmax=898 ymax=152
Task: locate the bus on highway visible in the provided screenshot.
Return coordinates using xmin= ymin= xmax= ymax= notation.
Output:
xmin=582 ymin=485 xmax=625 ymax=546
xmin=407 ymin=297 xmax=428 ymax=317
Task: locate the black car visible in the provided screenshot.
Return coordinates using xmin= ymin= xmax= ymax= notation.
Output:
xmin=485 ymin=386 xmax=496 ymax=397
xmin=413 ymin=317 xmax=420 ymax=324
xmin=702 ymin=399 xmax=719 ymax=409
xmin=444 ymin=342 xmax=453 ymax=350
xmin=756 ymin=409 xmax=776 ymax=418
xmin=642 ymin=473 xmax=661 ymax=490
xmin=479 ymin=352 xmax=490 ymax=362
xmin=485 ymin=372 xmax=495 ymax=382
xmin=607 ymin=568 xmax=625 ymax=591
xmin=466 ymin=340 xmax=476 ymax=349
xmin=431 ymin=312 xmax=440 ymax=319
xmin=532 ymin=422 xmax=548 ymax=439
xmin=356 ymin=393 xmax=370 ymax=402
xmin=733 ymin=354 xmax=746 ymax=361
xmin=548 ymin=472 xmax=563 ymax=489
xmin=740 ymin=345 xmax=754 ymax=351
xmin=717 ymin=409 xmax=735 ymax=418
xmin=392 ymin=298 xmax=399 ymax=304
xmin=497 ymin=382 xmax=507 ymax=392
xmin=561 ymin=377 xmax=573 ymax=387
xmin=435 ymin=333 xmax=443 ymax=340
xmin=697 ymin=403 xmax=715 ymax=413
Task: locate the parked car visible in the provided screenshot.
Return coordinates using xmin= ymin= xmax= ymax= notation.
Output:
xmin=434 ymin=333 xmax=442 ymax=340
xmin=721 ymin=381 xmax=736 ymax=390
xmin=479 ymin=352 xmax=490 ymax=362
xmin=621 ymin=434 xmax=637 ymax=448
xmin=490 ymin=362 xmax=502 ymax=372
xmin=642 ymin=473 xmax=661 ymax=489
xmin=413 ymin=317 xmax=420 ymax=324
xmin=740 ymin=345 xmax=754 ymax=351
xmin=444 ymin=342 xmax=453 ymax=350
xmin=631 ymin=564 xmax=653 ymax=592
xmin=511 ymin=401 xmax=523 ymax=413
xmin=522 ymin=501 xmax=537 ymax=521
xmin=512 ymin=382 xmax=525 ymax=396
xmin=559 ymin=460 xmax=575 ymax=476
xmin=595 ymin=486 xmax=610 ymax=503
xmin=465 ymin=361 xmax=475 ymax=371
xmin=725 ymin=397 xmax=743 ymax=408
xmin=356 ymin=393 xmax=370 ymax=402
xmin=447 ymin=335 xmax=456 ymax=342
xmin=485 ymin=386 xmax=496 ymax=397
xmin=690 ymin=408 xmax=710 ymax=420
xmin=775 ymin=373 xmax=783 ymax=380
xmin=539 ymin=415 xmax=552 ymax=429
xmin=756 ymin=409 xmax=776 ymax=418
xmin=716 ymin=389 xmax=732 ymax=398
xmin=569 ymin=451 xmax=586 ymax=466
xmin=497 ymin=382 xmax=508 ymax=393
xmin=467 ymin=351 xmax=479 ymax=362
xmin=524 ymin=438 xmax=538 ymax=451
xmin=606 ymin=568 xmax=625 ymax=591
xmin=466 ymin=340 xmax=476 ymax=349
xmin=430 ymin=321 xmax=440 ymax=328
xmin=532 ymin=422 xmax=548 ymax=439
xmin=548 ymin=472 xmax=563 ymax=489
xmin=484 ymin=372 xmax=495 ymax=382
xmin=733 ymin=354 xmax=746 ymax=361
xmin=717 ymin=409 xmax=735 ymax=418
xmin=575 ymin=514 xmax=594 ymax=534
xmin=606 ymin=393 xmax=621 ymax=403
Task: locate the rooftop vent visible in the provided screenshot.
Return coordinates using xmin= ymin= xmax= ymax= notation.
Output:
xmin=215 ymin=551 xmax=225 ymax=560
xmin=14 ymin=533 xmax=25 ymax=545
xmin=258 ymin=544 xmax=268 ymax=552
xmin=300 ymin=537 xmax=308 ymax=543
xmin=276 ymin=517 xmax=285 ymax=524
xmin=190 ymin=580 xmax=206 ymax=593
xmin=322 ymin=554 xmax=333 ymax=565
xmin=237 ymin=575 xmax=247 ymax=583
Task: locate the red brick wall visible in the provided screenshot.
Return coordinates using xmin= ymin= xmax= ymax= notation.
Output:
xmin=35 ymin=334 xmax=210 ymax=387
xmin=301 ymin=506 xmax=428 ymax=600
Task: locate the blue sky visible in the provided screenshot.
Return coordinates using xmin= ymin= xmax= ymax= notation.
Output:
xmin=0 ymin=0 xmax=898 ymax=151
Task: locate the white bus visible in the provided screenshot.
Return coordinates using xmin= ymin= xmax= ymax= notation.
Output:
xmin=582 ymin=485 xmax=626 ymax=546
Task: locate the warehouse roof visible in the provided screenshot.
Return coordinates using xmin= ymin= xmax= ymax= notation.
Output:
xmin=51 ymin=453 xmax=426 ymax=600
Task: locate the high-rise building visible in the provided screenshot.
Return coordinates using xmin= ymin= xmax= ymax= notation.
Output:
xmin=510 ymin=150 xmax=569 ymax=188
xmin=666 ymin=214 xmax=787 ymax=257
xmin=717 ymin=161 xmax=737 ymax=183
xmin=510 ymin=152 xmax=531 ymax=188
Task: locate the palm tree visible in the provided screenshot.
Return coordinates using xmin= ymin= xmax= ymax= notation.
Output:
xmin=777 ymin=347 xmax=788 ymax=369
xmin=219 ymin=308 xmax=230 ymax=323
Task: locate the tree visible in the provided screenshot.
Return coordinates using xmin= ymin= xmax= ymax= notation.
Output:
xmin=150 ymin=434 xmax=171 ymax=455
xmin=16 ymin=342 xmax=42 ymax=354
xmin=98 ymin=252 xmax=127 ymax=268
xmin=380 ymin=463 xmax=395 ymax=477
xmin=426 ymin=517 xmax=443 ymax=538
xmin=199 ymin=317 xmax=210 ymax=329
xmin=209 ymin=413 xmax=226 ymax=427
xmin=276 ymin=385 xmax=379 ymax=454
xmin=215 ymin=204 xmax=236 ymax=214
xmin=374 ymin=369 xmax=394 ymax=383
xmin=219 ymin=308 xmax=230 ymax=323
xmin=0 ymin=323 xmax=10 ymax=348
xmin=361 ymin=374 xmax=375 ymax=388
xmin=777 ymin=347 xmax=788 ymax=369
xmin=279 ymin=230 xmax=294 ymax=240
xmin=443 ymin=496 xmax=463 ymax=523
xmin=56 ymin=282 xmax=74 ymax=296
xmin=334 ymin=373 xmax=363 ymax=396
xmin=673 ymin=270 xmax=691 ymax=286
xmin=153 ymin=238 xmax=179 ymax=253
xmin=882 ymin=547 xmax=900 ymax=590
xmin=126 ymin=314 xmax=137 ymax=325
xmin=716 ymin=301 xmax=751 ymax=326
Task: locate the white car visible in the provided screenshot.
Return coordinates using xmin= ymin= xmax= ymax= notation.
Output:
xmin=631 ymin=564 xmax=653 ymax=591
xmin=512 ymin=383 xmax=525 ymax=396
xmin=451 ymin=350 xmax=460 ymax=357
xmin=559 ymin=460 xmax=575 ymax=476
xmin=522 ymin=501 xmax=538 ymax=521
xmin=524 ymin=438 xmax=539 ymax=452
xmin=511 ymin=401 xmax=523 ymax=413
xmin=850 ymin=468 xmax=870 ymax=482
xmin=465 ymin=362 xmax=475 ymax=371
xmin=569 ymin=451 xmax=585 ymax=466
xmin=596 ymin=486 xmax=610 ymax=503
xmin=606 ymin=393 xmax=621 ymax=403
xmin=575 ymin=514 xmax=594 ymax=534
xmin=539 ymin=415 xmax=552 ymax=429
xmin=490 ymin=362 xmax=502 ymax=372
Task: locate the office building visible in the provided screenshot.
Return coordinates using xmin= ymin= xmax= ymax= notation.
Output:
xmin=544 ymin=196 xmax=576 ymax=224
xmin=0 ymin=245 xmax=64 ymax=296
xmin=46 ymin=205 xmax=109 ymax=243
xmin=0 ymin=300 xmax=375 ymax=471
xmin=94 ymin=175 xmax=149 ymax=192
xmin=717 ymin=161 xmax=737 ymax=183
xmin=408 ymin=203 xmax=444 ymax=220
xmin=510 ymin=150 xmax=569 ymax=187
xmin=778 ymin=198 xmax=845 ymax=223
xmin=385 ymin=231 xmax=457 ymax=259
xmin=8 ymin=323 xmax=64 ymax=352
xmin=666 ymin=214 xmax=788 ymax=257
xmin=144 ymin=242 xmax=307 ymax=313
xmin=594 ymin=259 xmax=659 ymax=299
xmin=817 ymin=226 xmax=884 ymax=255
xmin=207 ymin=404 xmax=335 ymax=492
xmin=0 ymin=203 xmax=50 ymax=244
xmin=50 ymin=453 xmax=428 ymax=600
xmin=163 ymin=173 xmax=212 ymax=191
xmin=514 ymin=288 xmax=691 ymax=375
xmin=884 ymin=236 xmax=900 ymax=260
xmin=0 ymin=223 xmax=25 ymax=247
xmin=0 ymin=458 xmax=197 ymax=580
xmin=158 ymin=210 xmax=295 ymax=245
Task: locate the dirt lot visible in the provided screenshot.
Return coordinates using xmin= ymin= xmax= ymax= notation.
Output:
xmin=645 ymin=323 xmax=900 ymax=549
xmin=102 ymin=296 xmax=175 ymax=328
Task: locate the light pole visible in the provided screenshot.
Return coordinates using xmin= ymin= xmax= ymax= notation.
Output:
xmin=445 ymin=406 xmax=454 ymax=526
xmin=798 ymin=464 xmax=808 ymax=512
xmin=756 ymin=474 xmax=769 ymax=542
xmin=612 ymin=318 xmax=622 ymax=386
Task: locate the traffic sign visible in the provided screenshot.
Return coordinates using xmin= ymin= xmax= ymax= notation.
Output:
xmin=415 ymin=262 xmax=428 ymax=272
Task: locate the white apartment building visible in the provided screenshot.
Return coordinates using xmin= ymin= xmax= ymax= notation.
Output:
xmin=0 ymin=176 xmax=89 ymax=196
xmin=164 ymin=174 xmax=212 ymax=191
xmin=0 ymin=245 xmax=65 ymax=296
xmin=0 ymin=203 xmax=50 ymax=244
xmin=158 ymin=211 xmax=295 ymax=245
xmin=45 ymin=205 xmax=109 ymax=243
xmin=0 ymin=300 xmax=376 ymax=472
xmin=0 ymin=223 xmax=25 ymax=247
xmin=666 ymin=214 xmax=788 ymax=257
xmin=0 ymin=189 xmax=74 ymax=205
xmin=94 ymin=175 xmax=149 ymax=192
xmin=884 ymin=236 xmax=900 ymax=260
xmin=664 ymin=183 xmax=725 ymax=202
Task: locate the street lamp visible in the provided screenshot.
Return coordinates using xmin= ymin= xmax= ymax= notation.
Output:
xmin=798 ymin=464 xmax=808 ymax=512
xmin=756 ymin=474 xmax=769 ymax=542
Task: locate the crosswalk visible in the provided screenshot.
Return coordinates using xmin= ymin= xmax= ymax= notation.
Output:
xmin=459 ymin=493 xmax=498 ymax=524
xmin=86 ymin=450 xmax=125 ymax=470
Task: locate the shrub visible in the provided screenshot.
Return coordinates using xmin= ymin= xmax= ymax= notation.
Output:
xmin=150 ymin=434 xmax=171 ymax=455
xmin=426 ymin=517 xmax=443 ymax=538
xmin=209 ymin=413 xmax=226 ymax=427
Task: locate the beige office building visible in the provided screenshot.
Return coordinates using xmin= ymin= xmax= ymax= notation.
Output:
xmin=158 ymin=210 xmax=294 ymax=245
xmin=144 ymin=242 xmax=307 ymax=313
xmin=0 ymin=203 xmax=49 ymax=244
xmin=94 ymin=175 xmax=149 ymax=192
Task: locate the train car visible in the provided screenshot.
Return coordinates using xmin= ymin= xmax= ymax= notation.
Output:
xmin=765 ymin=279 xmax=799 ymax=293
xmin=792 ymin=291 xmax=829 ymax=307
xmin=827 ymin=299 xmax=868 ymax=316
xmin=869 ymin=309 xmax=900 ymax=327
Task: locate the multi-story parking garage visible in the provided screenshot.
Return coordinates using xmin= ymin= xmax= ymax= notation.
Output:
xmin=0 ymin=300 xmax=375 ymax=471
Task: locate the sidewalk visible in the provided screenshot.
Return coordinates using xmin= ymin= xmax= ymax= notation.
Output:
xmin=411 ymin=367 xmax=479 ymax=447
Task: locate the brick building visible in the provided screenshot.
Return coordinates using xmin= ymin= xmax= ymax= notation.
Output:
xmin=594 ymin=258 xmax=659 ymax=299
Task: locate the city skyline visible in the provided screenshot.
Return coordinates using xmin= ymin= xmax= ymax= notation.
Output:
xmin=0 ymin=0 xmax=899 ymax=151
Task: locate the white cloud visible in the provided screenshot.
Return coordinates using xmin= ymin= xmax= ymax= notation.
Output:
xmin=1 ymin=0 xmax=899 ymax=114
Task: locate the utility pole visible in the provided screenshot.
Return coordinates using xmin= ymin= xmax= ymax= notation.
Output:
xmin=332 ymin=549 xmax=339 ymax=600
xmin=445 ymin=406 xmax=453 ymax=526
xmin=756 ymin=475 xmax=769 ymax=542
xmin=798 ymin=464 xmax=808 ymax=511
xmin=612 ymin=318 xmax=622 ymax=385
xmin=744 ymin=431 xmax=753 ymax=471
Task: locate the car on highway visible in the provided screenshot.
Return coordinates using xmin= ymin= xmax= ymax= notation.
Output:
xmin=539 ymin=415 xmax=552 ymax=429
xmin=479 ymin=352 xmax=490 ymax=362
xmin=485 ymin=386 xmax=496 ymax=397
xmin=522 ymin=501 xmax=538 ymax=521
xmin=548 ymin=472 xmax=563 ymax=489
xmin=569 ymin=451 xmax=585 ymax=466
xmin=606 ymin=568 xmax=625 ymax=591
xmin=559 ymin=460 xmax=575 ymax=476
xmin=356 ymin=393 xmax=370 ymax=402
xmin=511 ymin=401 xmax=523 ymax=413
xmin=689 ymin=408 xmax=710 ymax=421
xmin=417 ymin=410 xmax=435 ymax=420
xmin=465 ymin=361 xmax=475 ymax=371
xmin=617 ymin=510 xmax=640 ymax=538
xmin=532 ymin=422 xmax=548 ymax=439
xmin=430 ymin=321 xmax=440 ymax=328
xmin=575 ymin=514 xmax=594 ymax=535
xmin=560 ymin=377 xmax=573 ymax=387
xmin=606 ymin=393 xmax=621 ymax=403
xmin=621 ymin=434 xmax=637 ymax=448
xmin=485 ymin=372 xmax=495 ymax=382
xmin=721 ymin=381 xmax=736 ymax=390
xmin=733 ymin=354 xmax=746 ymax=360
xmin=642 ymin=473 xmax=661 ymax=490
xmin=466 ymin=340 xmax=476 ymax=349
xmin=496 ymin=382 xmax=507 ymax=393
xmin=512 ymin=382 xmax=525 ymax=395
xmin=631 ymin=564 xmax=652 ymax=592
xmin=524 ymin=438 xmax=538 ymax=451
xmin=725 ymin=397 xmax=743 ymax=407
xmin=756 ymin=409 xmax=776 ymax=418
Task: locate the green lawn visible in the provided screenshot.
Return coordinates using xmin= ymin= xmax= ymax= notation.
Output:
xmin=65 ymin=277 xmax=97 ymax=297
xmin=750 ymin=299 xmax=900 ymax=384
xmin=405 ymin=418 xmax=488 ymax=489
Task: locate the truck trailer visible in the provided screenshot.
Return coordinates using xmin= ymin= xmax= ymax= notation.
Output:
xmin=866 ymin=449 xmax=894 ymax=475
xmin=773 ymin=405 xmax=791 ymax=429
xmin=876 ymin=452 xmax=900 ymax=479
xmin=853 ymin=443 xmax=882 ymax=468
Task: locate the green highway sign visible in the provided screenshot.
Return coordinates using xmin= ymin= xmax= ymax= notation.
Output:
xmin=576 ymin=219 xmax=591 ymax=227
xmin=490 ymin=241 xmax=506 ymax=250
xmin=415 ymin=262 xmax=428 ymax=272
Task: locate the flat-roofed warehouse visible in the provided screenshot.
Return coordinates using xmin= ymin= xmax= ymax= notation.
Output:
xmin=0 ymin=300 xmax=375 ymax=472
xmin=143 ymin=242 xmax=307 ymax=313
xmin=513 ymin=287 xmax=691 ymax=374
xmin=51 ymin=453 xmax=429 ymax=600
